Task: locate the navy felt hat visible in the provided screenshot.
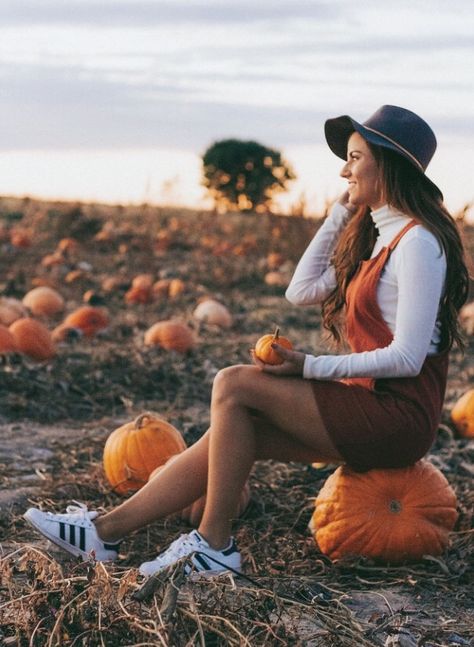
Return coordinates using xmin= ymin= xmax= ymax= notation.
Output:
xmin=325 ymin=105 xmax=442 ymax=198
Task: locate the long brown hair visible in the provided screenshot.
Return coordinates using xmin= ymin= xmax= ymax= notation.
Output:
xmin=322 ymin=144 xmax=469 ymax=351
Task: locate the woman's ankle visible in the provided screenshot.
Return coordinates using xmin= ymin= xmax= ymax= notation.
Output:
xmin=94 ymin=515 xmax=122 ymax=544
xmin=197 ymin=527 xmax=232 ymax=551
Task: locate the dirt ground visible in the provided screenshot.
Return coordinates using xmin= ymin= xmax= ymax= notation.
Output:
xmin=0 ymin=197 xmax=472 ymax=646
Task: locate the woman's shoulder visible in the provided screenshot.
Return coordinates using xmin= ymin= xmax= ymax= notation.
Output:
xmin=398 ymin=221 xmax=445 ymax=258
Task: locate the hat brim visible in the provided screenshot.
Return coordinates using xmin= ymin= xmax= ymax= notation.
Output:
xmin=324 ymin=115 xmax=443 ymax=200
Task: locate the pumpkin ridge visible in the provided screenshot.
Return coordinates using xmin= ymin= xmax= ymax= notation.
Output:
xmin=128 ymin=427 xmax=147 ymax=486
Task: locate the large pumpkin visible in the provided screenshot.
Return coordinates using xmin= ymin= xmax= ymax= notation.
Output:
xmin=309 ymin=460 xmax=458 ymax=563
xmin=149 ymin=456 xmax=251 ymax=526
xmin=450 ymin=389 xmax=474 ymax=438
xmin=103 ymin=412 xmax=187 ymax=494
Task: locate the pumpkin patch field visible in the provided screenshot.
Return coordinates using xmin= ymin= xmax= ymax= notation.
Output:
xmin=0 ymin=196 xmax=472 ymax=646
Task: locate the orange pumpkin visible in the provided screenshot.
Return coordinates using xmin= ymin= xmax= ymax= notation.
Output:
xmin=450 ymin=389 xmax=474 ymax=438
xmin=152 ymin=278 xmax=171 ymax=298
xmin=0 ymin=324 xmax=18 ymax=354
xmin=149 ymin=456 xmax=251 ymax=526
xmin=125 ymin=285 xmax=153 ymax=305
xmin=255 ymin=327 xmax=293 ymax=365
xmin=22 ymin=286 xmax=65 ymax=317
xmin=144 ymin=320 xmax=196 ymax=352
xmin=9 ymin=317 xmax=56 ymax=361
xmin=309 ymin=460 xmax=458 ymax=563
xmin=264 ymin=271 xmax=288 ymax=287
xmin=103 ymin=412 xmax=187 ymax=494
xmin=168 ymin=278 xmax=186 ymax=299
xmin=56 ymin=237 xmax=80 ymax=255
xmin=131 ymin=273 xmax=154 ymax=290
xmin=62 ymin=306 xmax=109 ymax=337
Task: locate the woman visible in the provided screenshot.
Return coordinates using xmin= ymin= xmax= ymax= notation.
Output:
xmin=24 ymin=105 xmax=469 ymax=578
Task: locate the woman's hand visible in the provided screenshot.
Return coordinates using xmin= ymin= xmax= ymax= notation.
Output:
xmin=250 ymin=343 xmax=306 ymax=376
xmin=337 ymin=190 xmax=358 ymax=213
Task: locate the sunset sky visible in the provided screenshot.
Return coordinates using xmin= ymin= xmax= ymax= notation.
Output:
xmin=0 ymin=0 xmax=472 ymax=215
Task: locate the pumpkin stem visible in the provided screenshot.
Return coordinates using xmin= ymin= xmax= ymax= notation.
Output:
xmin=273 ymin=326 xmax=280 ymax=341
xmin=135 ymin=412 xmax=153 ymax=429
xmin=389 ymin=499 xmax=402 ymax=514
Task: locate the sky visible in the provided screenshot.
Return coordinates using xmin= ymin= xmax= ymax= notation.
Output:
xmin=0 ymin=0 xmax=473 ymax=216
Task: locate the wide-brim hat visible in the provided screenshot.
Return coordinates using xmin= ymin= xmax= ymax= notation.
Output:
xmin=324 ymin=105 xmax=442 ymax=199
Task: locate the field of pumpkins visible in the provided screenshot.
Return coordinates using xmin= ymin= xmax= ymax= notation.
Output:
xmin=0 ymin=195 xmax=473 ymax=646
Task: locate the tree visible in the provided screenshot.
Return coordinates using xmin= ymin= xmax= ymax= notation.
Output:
xmin=201 ymin=139 xmax=296 ymax=213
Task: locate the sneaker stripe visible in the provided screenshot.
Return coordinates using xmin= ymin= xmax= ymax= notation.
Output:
xmin=193 ymin=553 xmax=212 ymax=571
xmin=222 ymin=540 xmax=237 ymax=556
xmin=104 ymin=542 xmax=120 ymax=551
xmin=59 ymin=522 xmax=66 ymax=541
xmin=69 ymin=524 xmax=76 ymax=546
xmin=79 ymin=527 xmax=86 ymax=552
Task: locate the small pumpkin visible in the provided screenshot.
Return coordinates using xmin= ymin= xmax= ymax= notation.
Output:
xmin=124 ymin=285 xmax=153 ymax=305
xmin=193 ymin=299 xmax=232 ymax=328
xmin=309 ymin=460 xmax=458 ymax=563
xmin=9 ymin=317 xmax=56 ymax=361
xmin=10 ymin=229 xmax=32 ymax=248
xmin=144 ymin=320 xmax=196 ymax=353
xmin=168 ymin=278 xmax=186 ymax=299
xmin=152 ymin=278 xmax=171 ymax=298
xmin=149 ymin=456 xmax=251 ymax=526
xmin=103 ymin=412 xmax=187 ymax=494
xmin=266 ymin=252 xmax=286 ymax=270
xmin=22 ymin=286 xmax=65 ymax=317
xmin=131 ymin=274 xmax=154 ymax=290
xmin=0 ymin=324 xmax=18 ymax=354
xmin=255 ymin=327 xmax=293 ymax=365
xmin=62 ymin=306 xmax=109 ymax=337
xmin=41 ymin=253 xmax=65 ymax=268
xmin=450 ymin=389 xmax=474 ymax=438
xmin=264 ymin=271 xmax=288 ymax=287
xmin=56 ymin=237 xmax=80 ymax=255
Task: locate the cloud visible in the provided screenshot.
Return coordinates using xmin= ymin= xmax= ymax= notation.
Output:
xmin=0 ymin=0 xmax=340 ymax=27
xmin=0 ymin=63 xmax=327 ymax=151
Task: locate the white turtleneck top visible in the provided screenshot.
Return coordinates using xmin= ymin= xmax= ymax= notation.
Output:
xmin=285 ymin=203 xmax=447 ymax=381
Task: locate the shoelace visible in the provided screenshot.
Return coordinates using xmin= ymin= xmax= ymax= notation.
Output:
xmin=156 ymin=534 xmax=197 ymax=562
xmin=62 ymin=501 xmax=91 ymax=524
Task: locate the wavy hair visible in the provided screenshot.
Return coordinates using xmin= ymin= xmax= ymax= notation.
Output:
xmin=322 ymin=144 xmax=470 ymax=351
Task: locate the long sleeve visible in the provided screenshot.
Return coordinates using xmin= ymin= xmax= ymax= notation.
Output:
xmin=285 ymin=202 xmax=353 ymax=305
xmin=303 ymin=229 xmax=446 ymax=380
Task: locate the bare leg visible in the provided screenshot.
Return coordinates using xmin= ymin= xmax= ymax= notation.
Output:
xmin=198 ymin=366 xmax=342 ymax=548
xmin=95 ymin=435 xmax=210 ymax=542
xmin=96 ymin=366 xmax=341 ymax=547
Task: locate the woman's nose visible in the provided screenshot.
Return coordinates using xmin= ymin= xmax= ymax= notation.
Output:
xmin=340 ymin=161 xmax=351 ymax=178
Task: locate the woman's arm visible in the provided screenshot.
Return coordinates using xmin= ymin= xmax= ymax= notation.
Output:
xmin=285 ymin=198 xmax=354 ymax=305
xmin=259 ymin=231 xmax=446 ymax=379
xmin=302 ymin=234 xmax=446 ymax=379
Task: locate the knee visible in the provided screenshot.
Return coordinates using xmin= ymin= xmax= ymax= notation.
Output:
xmin=212 ymin=364 xmax=253 ymax=407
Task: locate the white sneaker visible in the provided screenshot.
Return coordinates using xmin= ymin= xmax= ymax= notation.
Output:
xmin=23 ymin=503 xmax=120 ymax=562
xmin=139 ymin=529 xmax=241 ymax=577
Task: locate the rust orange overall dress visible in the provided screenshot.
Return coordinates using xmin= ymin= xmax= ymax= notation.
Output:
xmin=311 ymin=220 xmax=449 ymax=472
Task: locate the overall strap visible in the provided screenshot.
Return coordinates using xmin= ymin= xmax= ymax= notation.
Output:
xmin=387 ymin=220 xmax=418 ymax=251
